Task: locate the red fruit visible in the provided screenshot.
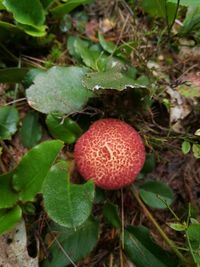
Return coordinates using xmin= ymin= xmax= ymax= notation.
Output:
xmin=74 ymin=119 xmax=145 ymax=190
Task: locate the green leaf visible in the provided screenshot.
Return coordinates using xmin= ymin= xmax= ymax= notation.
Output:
xmin=50 ymin=0 xmax=93 ymax=17
xmin=124 ymin=225 xmax=178 ymax=267
xmin=195 ymin=129 xmax=200 ymax=136
xmin=0 ymin=206 xmax=22 ymax=235
xmin=46 ymin=114 xmax=82 ymax=144
xmin=0 ymin=106 xmax=19 ymax=140
xmin=141 ymin=0 xmax=177 ymax=23
xmin=168 ymin=0 xmax=200 ymax=6
xmin=0 ymin=21 xmax=23 ymax=41
xmin=103 ymin=203 xmax=121 ymax=229
xmin=179 ymin=6 xmax=200 ymax=37
xmin=3 ymin=0 xmax=45 ymax=27
xmin=192 ymin=144 xmax=200 ymax=158
xmin=0 ymin=0 xmax=5 ymax=9
xmin=168 ymin=222 xmax=187 ymax=231
xmin=0 ymin=67 xmax=29 ymax=83
xmin=98 ymin=32 xmax=116 ymax=54
xmin=42 ymin=217 xmax=99 ymax=267
xmin=41 ymin=0 xmax=54 ymax=9
xmin=82 ymin=69 xmax=145 ymax=91
xmin=187 ymin=224 xmax=200 ymax=248
xmin=67 ymin=36 xmax=81 ymax=58
xmin=23 ymin=68 xmax=45 ymax=88
xmin=20 ymin=111 xmax=42 ymax=148
xmin=177 ymin=83 xmax=200 ymax=98
xmin=26 ymin=66 xmax=94 ymax=115
xmin=17 ymin=23 xmax=47 ymax=37
xmin=42 ymin=161 xmax=95 ymax=228
xmin=181 ymin=141 xmax=191 ymax=154
xmin=139 ymin=180 xmax=174 ymax=209
xmin=141 ymin=153 xmax=156 ymax=174
xmin=186 ymin=223 xmax=200 ymax=264
xmin=0 ymin=172 xmax=19 ymax=208
xmin=12 ymin=140 xmax=63 ymax=202
xmin=94 ymin=187 xmax=105 ymax=204
xmin=74 ymin=38 xmax=107 ymax=71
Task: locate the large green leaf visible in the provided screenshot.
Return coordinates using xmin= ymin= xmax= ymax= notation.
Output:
xmin=0 ymin=172 xmax=19 ymax=208
xmin=3 ymin=0 xmax=45 ymax=26
xmin=20 ymin=111 xmax=42 ymax=148
xmin=26 ymin=66 xmax=94 ymax=114
xmin=0 ymin=67 xmax=29 ymax=83
xmin=0 ymin=106 xmax=19 ymax=140
xmin=0 ymin=206 xmax=22 ymax=235
xmin=141 ymin=0 xmax=177 ymax=23
xmin=124 ymin=225 xmax=178 ymax=267
xmin=168 ymin=0 xmax=200 ymax=6
xmin=46 ymin=113 xmax=82 ymax=144
xmin=42 ymin=161 xmax=95 ymax=228
xmin=139 ymin=180 xmax=174 ymax=209
xmin=51 ymin=0 xmax=93 ymax=17
xmin=42 ymin=217 xmax=99 ymax=267
xmin=12 ymin=140 xmax=63 ymax=202
xmin=82 ymin=69 xmax=145 ymax=91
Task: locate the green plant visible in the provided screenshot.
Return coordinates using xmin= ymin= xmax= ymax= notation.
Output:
xmin=0 ymin=0 xmax=200 ymax=266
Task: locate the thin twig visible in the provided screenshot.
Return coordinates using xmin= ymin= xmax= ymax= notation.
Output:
xmin=4 ymin=98 xmax=27 ymax=106
xmin=45 ymin=220 xmax=77 ymax=267
xmin=109 ymin=253 xmax=114 ymax=267
xmin=119 ymin=247 xmax=124 ymax=267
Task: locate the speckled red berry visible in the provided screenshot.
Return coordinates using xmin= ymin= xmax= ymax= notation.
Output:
xmin=74 ymin=119 xmax=145 ymax=190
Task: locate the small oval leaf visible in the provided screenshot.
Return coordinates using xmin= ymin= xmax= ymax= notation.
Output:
xmin=192 ymin=144 xmax=200 ymax=158
xmin=194 ymin=129 xmax=200 ymax=136
xmin=168 ymin=222 xmax=187 ymax=231
xmin=181 ymin=141 xmax=191 ymax=154
xmin=139 ymin=180 xmax=174 ymax=209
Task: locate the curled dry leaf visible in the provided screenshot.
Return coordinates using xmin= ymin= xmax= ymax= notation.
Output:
xmin=166 ymin=86 xmax=192 ymax=132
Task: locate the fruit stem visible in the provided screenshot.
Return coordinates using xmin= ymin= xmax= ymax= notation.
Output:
xmin=131 ymin=186 xmax=192 ymax=267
